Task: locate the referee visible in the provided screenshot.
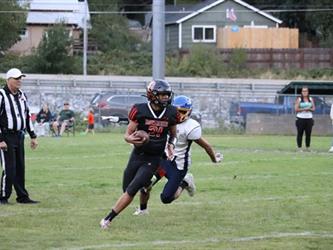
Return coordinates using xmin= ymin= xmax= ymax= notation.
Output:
xmin=0 ymin=68 xmax=39 ymax=205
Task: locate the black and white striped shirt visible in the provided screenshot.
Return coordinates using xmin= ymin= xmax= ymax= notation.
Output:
xmin=0 ymin=85 xmax=36 ymax=141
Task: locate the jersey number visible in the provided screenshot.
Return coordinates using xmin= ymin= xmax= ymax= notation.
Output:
xmin=148 ymin=125 xmax=164 ymax=137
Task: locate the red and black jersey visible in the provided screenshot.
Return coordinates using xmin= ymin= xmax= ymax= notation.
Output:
xmin=128 ymin=103 xmax=178 ymax=156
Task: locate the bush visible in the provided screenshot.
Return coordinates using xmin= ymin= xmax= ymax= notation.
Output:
xmin=0 ymin=53 xmax=28 ymax=72
xmin=88 ymin=49 xmax=152 ymax=75
xmin=0 ymin=77 xmax=5 ymax=87
xmin=28 ymin=23 xmax=78 ymax=74
xmin=166 ymin=45 xmax=225 ymax=77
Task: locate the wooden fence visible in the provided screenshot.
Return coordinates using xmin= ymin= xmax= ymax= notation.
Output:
xmin=217 ymin=27 xmax=299 ymax=49
xmin=180 ymin=48 xmax=333 ymax=69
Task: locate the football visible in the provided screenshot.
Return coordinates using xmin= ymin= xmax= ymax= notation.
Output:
xmin=132 ymin=130 xmax=150 ymax=144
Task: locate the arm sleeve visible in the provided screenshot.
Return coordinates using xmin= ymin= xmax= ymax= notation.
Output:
xmin=330 ymin=104 xmax=333 ymax=120
xmin=128 ymin=105 xmax=138 ymax=122
xmin=169 ymin=107 xmax=179 ymax=126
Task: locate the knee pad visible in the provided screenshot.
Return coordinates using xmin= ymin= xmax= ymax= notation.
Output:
xmin=160 ymin=193 xmax=174 ymax=204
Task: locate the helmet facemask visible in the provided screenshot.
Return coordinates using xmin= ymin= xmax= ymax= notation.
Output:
xmin=177 ymin=107 xmax=192 ymax=122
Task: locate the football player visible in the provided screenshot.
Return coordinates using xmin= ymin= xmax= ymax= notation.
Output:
xmin=100 ymin=79 xmax=179 ymax=229
xmin=133 ymin=95 xmax=222 ymax=215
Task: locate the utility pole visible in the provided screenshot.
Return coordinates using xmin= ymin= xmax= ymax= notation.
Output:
xmin=152 ymin=0 xmax=165 ymax=79
xmin=83 ymin=0 xmax=88 ymax=75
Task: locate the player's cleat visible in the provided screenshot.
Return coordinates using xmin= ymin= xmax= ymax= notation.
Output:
xmin=100 ymin=218 xmax=111 ymax=230
xmin=329 ymin=146 xmax=333 ymax=153
xmin=133 ymin=208 xmax=149 ymax=216
xmin=183 ymin=173 xmax=196 ymax=197
xmin=215 ymin=152 xmax=223 ymax=163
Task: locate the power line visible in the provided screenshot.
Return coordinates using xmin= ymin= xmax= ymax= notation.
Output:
xmin=1 ymin=9 xmax=333 ymax=14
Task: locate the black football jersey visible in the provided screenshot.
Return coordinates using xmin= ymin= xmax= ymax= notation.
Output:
xmin=128 ymin=103 xmax=178 ymax=156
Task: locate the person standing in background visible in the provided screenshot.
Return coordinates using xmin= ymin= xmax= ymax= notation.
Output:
xmin=329 ymin=103 xmax=333 ymax=153
xmin=0 ymin=68 xmax=39 ymax=205
xmin=294 ymin=87 xmax=315 ymax=152
xmin=85 ymin=108 xmax=95 ymax=135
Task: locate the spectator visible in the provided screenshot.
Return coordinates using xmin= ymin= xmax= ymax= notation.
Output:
xmin=85 ymin=108 xmax=95 ymax=135
xmin=329 ymin=103 xmax=333 ymax=153
xmin=0 ymin=68 xmax=39 ymax=205
xmin=294 ymin=87 xmax=315 ymax=152
xmin=52 ymin=102 xmax=75 ymax=137
xmin=34 ymin=104 xmax=52 ymax=136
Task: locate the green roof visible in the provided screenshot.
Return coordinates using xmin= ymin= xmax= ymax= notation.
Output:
xmin=278 ymin=81 xmax=333 ymax=95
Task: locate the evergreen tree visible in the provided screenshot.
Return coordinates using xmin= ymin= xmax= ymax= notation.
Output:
xmin=30 ymin=23 xmax=76 ymax=73
xmin=0 ymin=1 xmax=26 ymax=52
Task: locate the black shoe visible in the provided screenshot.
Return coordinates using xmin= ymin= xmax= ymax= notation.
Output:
xmin=0 ymin=199 xmax=8 ymax=205
xmin=17 ymin=198 xmax=40 ymax=204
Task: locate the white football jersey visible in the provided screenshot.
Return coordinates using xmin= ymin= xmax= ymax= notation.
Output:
xmin=174 ymin=118 xmax=201 ymax=170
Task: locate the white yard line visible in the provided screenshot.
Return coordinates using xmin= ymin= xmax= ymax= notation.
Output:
xmin=57 ymin=232 xmax=333 ymax=250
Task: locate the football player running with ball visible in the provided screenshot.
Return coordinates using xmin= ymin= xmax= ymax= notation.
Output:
xmin=100 ymin=79 xmax=179 ymax=229
xmin=134 ymin=95 xmax=222 ymax=216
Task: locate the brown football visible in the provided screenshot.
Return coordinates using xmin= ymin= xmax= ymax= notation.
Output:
xmin=133 ymin=130 xmax=150 ymax=144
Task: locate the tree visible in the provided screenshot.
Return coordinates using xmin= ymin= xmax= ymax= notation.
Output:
xmin=247 ymin=0 xmax=333 ymax=47
xmin=0 ymin=1 xmax=26 ymax=52
xmin=89 ymin=0 xmax=142 ymax=52
xmin=29 ymin=23 xmax=76 ymax=74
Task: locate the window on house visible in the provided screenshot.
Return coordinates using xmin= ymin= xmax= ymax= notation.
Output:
xmin=192 ymin=25 xmax=216 ymax=43
xmin=19 ymin=28 xmax=28 ymax=38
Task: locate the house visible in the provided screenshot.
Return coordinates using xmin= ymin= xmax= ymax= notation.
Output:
xmin=9 ymin=0 xmax=91 ymax=55
xmin=162 ymin=0 xmax=284 ymax=50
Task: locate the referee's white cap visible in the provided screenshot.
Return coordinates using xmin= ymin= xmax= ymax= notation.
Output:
xmin=6 ymin=68 xmax=26 ymax=80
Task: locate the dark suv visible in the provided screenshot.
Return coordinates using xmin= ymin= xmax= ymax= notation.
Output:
xmin=91 ymin=94 xmax=147 ymax=125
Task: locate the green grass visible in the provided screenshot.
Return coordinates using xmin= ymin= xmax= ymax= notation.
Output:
xmin=1 ymin=133 xmax=333 ymax=250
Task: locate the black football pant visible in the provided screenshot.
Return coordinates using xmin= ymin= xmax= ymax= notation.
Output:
xmin=296 ymin=118 xmax=314 ymax=148
xmin=123 ymin=151 xmax=160 ymax=197
xmin=0 ymin=131 xmax=29 ymax=201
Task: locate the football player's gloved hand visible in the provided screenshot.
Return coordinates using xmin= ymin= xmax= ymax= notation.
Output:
xmin=215 ymin=152 xmax=223 ymax=164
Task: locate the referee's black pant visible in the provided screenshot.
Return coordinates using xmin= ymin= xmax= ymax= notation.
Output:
xmin=0 ymin=131 xmax=29 ymax=201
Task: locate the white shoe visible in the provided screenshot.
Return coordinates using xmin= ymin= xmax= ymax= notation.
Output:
xmin=183 ymin=173 xmax=196 ymax=197
xmin=100 ymin=218 xmax=111 ymax=230
xmin=329 ymin=147 xmax=333 ymax=153
xmin=133 ymin=208 xmax=149 ymax=216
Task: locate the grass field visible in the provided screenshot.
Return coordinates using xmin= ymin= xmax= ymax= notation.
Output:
xmin=0 ymin=133 xmax=333 ymax=250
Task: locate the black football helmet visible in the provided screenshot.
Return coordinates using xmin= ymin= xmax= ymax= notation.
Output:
xmin=146 ymin=79 xmax=173 ymax=107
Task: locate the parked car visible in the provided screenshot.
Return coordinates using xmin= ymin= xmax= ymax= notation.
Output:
xmin=90 ymin=93 xmax=202 ymax=126
xmin=91 ymin=94 xmax=147 ymax=126
xmin=230 ymin=95 xmax=331 ymax=127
